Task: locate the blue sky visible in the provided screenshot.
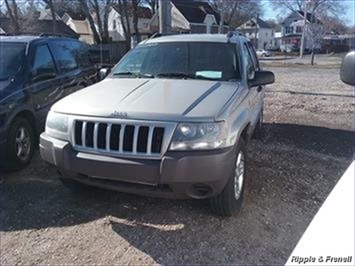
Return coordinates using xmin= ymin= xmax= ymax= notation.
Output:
xmin=261 ymin=0 xmax=355 ymax=26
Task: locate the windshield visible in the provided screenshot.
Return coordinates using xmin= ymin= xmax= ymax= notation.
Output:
xmin=112 ymin=42 xmax=241 ymax=81
xmin=0 ymin=42 xmax=26 ymax=80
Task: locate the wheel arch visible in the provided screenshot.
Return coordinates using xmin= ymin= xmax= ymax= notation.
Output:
xmin=7 ymin=108 xmax=37 ymax=134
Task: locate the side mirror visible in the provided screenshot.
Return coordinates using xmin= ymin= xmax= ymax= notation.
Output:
xmin=340 ymin=51 xmax=354 ymax=86
xmin=249 ymin=70 xmax=275 ymax=87
xmin=99 ymin=68 xmax=111 ymax=80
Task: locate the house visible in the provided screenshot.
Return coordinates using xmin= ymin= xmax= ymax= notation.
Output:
xmin=150 ymin=0 xmax=229 ymax=34
xmin=237 ymin=18 xmax=276 ymax=49
xmin=61 ymin=11 xmax=94 ymax=44
xmin=0 ymin=17 xmax=79 ymax=38
xmin=280 ymin=11 xmax=323 ymax=52
xmin=108 ymin=5 xmax=152 ymax=42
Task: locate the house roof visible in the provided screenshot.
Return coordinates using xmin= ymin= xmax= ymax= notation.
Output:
xmin=52 ymin=7 xmax=87 ymax=21
xmin=39 ymin=9 xmax=62 ymax=20
xmin=256 ymin=18 xmax=273 ymax=29
xmin=62 ymin=11 xmax=87 ymax=21
xmin=0 ymin=17 xmax=79 ymax=38
xmin=171 ymin=0 xmax=222 ymax=24
xmin=112 ymin=5 xmax=152 ymax=19
xmin=297 ymin=11 xmax=322 ymax=24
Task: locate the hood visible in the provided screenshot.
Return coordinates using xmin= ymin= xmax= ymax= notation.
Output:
xmin=52 ymin=78 xmax=240 ymax=121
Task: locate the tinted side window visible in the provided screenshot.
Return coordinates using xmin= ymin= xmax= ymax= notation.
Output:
xmin=242 ymin=42 xmax=255 ymax=79
xmin=32 ymin=44 xmax=56 ymax=82
xmin=51 ymin=41 xmax=78 ymax=73
xmin=70 ymin=41 xmax=91 ymax=67
xmin=247 ymin=42 xmax=259 ymax=70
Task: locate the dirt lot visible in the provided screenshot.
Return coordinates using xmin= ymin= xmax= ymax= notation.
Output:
xmin=1 ymin=66 xmax=354 ymax=265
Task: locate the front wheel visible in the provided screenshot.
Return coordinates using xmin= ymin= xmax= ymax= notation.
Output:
xmin=210 ymin=140 xmax=247 ymax=216
xmin=4 ymin=118 xmax=35 ymax=171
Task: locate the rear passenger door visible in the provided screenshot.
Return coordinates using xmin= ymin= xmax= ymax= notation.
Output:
xmin=50 ymin=40 xmax=87 ymax=97
xmin=29 ymin=43 xmax=62 ymax=128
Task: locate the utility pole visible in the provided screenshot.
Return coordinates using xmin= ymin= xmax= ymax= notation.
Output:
xmin=218 ymin=0 xmax=224 ymax=34
xmin=254 ymin=13 xmax=259 ymax=49
xmin=159 ymin=0 xmax=171 ymax=34
xmin=300 ymin=0 xmax=308 ymax=58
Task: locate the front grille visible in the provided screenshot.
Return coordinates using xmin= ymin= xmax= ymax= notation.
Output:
xmin=73 ymin=120 xmax=166 ymax=157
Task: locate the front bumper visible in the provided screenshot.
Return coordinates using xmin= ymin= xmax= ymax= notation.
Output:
xmin=40 ymin=133 xmax=236 ymax=199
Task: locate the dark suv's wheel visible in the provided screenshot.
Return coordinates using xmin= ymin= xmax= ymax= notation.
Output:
xmin=4 ymin=117 xmax=35 ymax=171
xmin=210 ymin=140 xmax=247 ymax=216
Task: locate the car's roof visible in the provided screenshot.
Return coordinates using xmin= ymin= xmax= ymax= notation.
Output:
xmin=0 ymin=35 xmax=40 ymax=43
xmin=143 ymin=34 xmax=245 ymax=44
xmin=0 ymin=35 xmax=79 ymax=43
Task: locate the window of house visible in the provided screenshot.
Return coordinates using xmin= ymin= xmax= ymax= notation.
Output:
xmin=296 ymin=26 xmax=302 ymax=33
xmin=113 ymin=20 xmax=117 ymax=30
xmin=286 ymin=26 xmax=294 ymax=34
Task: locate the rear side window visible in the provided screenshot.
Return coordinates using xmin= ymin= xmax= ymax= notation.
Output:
xmin=247 ymin=42 xmax=259 ymax=70
xmin=50 ymin=41 xmax=78 ymax=73
xmin=70 ymin=40 xmax=91 ymax=68
xmin=31 ymin=44 xmax=56 ymax=82
xmin=242 ymin=43 xmax=255 ymax=78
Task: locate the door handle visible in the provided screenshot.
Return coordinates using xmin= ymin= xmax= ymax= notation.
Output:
xmin=257 ymin=86 xmax=262 ymax=93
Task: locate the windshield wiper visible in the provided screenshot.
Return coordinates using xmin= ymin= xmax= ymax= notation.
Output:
xmin=156 ymin=72 xmax=195 ymax=79
xmin=156 ymin=72 xmax=229 ymax=81
xmin=194 ymin=75 xmax=221 ymax=81
xmin=113 ymin=72 xmax=154 ymax=78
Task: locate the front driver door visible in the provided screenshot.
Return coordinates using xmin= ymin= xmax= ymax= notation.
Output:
xmin=29 ymin=43 xmax=62 ymax=131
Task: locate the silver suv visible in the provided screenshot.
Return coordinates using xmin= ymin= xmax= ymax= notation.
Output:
xmin=40 ymin=33 xmax=275 ymax=216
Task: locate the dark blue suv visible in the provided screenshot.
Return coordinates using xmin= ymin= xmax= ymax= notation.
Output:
xmin=0 ymin=35 xmax=97 ymax=170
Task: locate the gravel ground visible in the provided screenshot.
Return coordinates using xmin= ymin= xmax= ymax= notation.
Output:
xmin=0 ymin=66 xmax=354 ymax=265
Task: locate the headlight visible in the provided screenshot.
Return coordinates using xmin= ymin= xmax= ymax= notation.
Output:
xmin=169 ymin=122 xmax=228 ymax=151
xmin=45 ymin=111 xmax=69 ymax=140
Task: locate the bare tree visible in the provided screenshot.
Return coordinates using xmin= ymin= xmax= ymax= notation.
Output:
xmin=77 ymin=0 xmax=112 ymax=43
xmin=307 ymin=14 xmax=325 ymax=65
xmin=210 ymin=0 xmax=262 ymax=29
xmin=43 ymin=0 xmax=57 ymax=33
xmin=270 ymin=0 xmax=345 ymax=19
xmin=146 ymin=0 xmax=158 ymax=14
xmin=132 ymin=0 xmax=141 ymax=43
xmin=270 ymin=0 xmax=345 ymax=63
xmin=79 ymin=0 xmax=102 ymax=43
xmin=117 ymin=0 xmax=132 ymax=50
xmin=4 ymin=0 xmax=20 ymax=33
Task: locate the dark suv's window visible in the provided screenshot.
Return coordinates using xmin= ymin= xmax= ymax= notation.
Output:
xmin=51 ymin=40 xmax=78 ymax=73
xmin=70 ymin=40 xmax=91 ymax=68
xmin=32 ymin=44 xmax=56 ymax=82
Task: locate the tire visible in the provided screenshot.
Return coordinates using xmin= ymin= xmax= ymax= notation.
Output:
xmin=210 ymin=140 xmax=247 ymax=216
xmin=4 ymin=117 xmax=35 ymax=171
xmin=253 ymin=109 xmax=263 ymax=139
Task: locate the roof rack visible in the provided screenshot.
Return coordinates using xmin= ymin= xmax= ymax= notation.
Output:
xmin=149 ymin=32 xmax=177 ymax=39
xmin=227 ymin=31 xmax=245 ymax=39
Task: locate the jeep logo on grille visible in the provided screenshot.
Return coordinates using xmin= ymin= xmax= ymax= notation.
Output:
xmin=110 ymin=111 xmax=128 ymax=118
